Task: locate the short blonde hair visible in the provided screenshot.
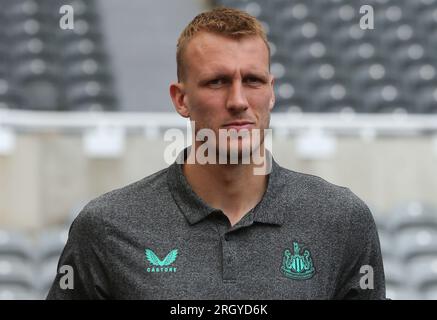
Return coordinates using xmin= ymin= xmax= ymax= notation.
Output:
xmin=176 ymin=7 xmax=270 ymax=81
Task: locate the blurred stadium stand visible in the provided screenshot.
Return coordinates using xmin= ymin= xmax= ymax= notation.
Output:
xmin=1 ymin=0 xmax=437 ymax=300
xmin=1 ymin=0 xmax=436 ymax=114
xmin=0 ymin=227 xmax=67 ymax=299
xmin=215 ymin=0 xmax=437 ymax=114
xmin=0 ymin=0 xmax=118 ymax=112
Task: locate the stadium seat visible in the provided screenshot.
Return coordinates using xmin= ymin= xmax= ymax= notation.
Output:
xmin=427 ymin=28 xmax=437 ymax=53
xmin=321 ymin=3 xmax=358 ymax=33
xmin=5 ymin=17 xmax=55 ymax=42
xmin=35 ymin=255 xmax=59 ymax=295
xmin=56 ymin=17 xmax=103 ymax=43
xmin=10 ymin=37 xmax=58 ymax=62
xmin=407 ymin=256 xmax=437 ymax=298
xmin=368 ymin=87 xmax=411 ymax=113
xmin=283 ymin=21 xmax=327 ymax=50
xmin=0 ymin=225 xmax=71 ymax=299
xmin=301 ymin=62 xmax=341 ymax=85
xmin=308 ymin=82 xmax=357 ymax=113
xmin=378 ymin=229 xmax=395 ymax=260
xmin=422 ymin=284 xmax=437 ymax=300
xmin=390 ymin=43 xmax=431 ymax=71
xmin=0 ymin=256 xmax=35 ymax=289
xmin=403 ymin=62 xmax=437 ymax=92
xmin=386 ymin=286 xmax=422 ymax=300
xmin=64 ymin=58 xmax=112 ymax=84
xmin=5 ymin=0 xmax=54 ymax=21
xmin=62 ymin=38 xmax=107 ymax=63
xmin=328 ymin=24 xmax=377 ymax=55
xmin=273 ymin=79 xmax=308 ymax=113
xmin=291 ymin=42 xmax=335 ymax=75
xmin=387 ymin=201 xmax=437 ymax=232
xmin=0 ymin=229 xmax=34 ymax=260
xmin=63 ymin=0 xmax=99 ymax=19
xmin=342 ymin=43 xmax=385 ymax=70
xmin=350 ymin=61 xmax=398 ymax=89
xmin=374 ymin=5 xmax=409 ymax=30
xmin=384 ymin=257 xmax=405 ymax=285
xmin=416 ymin=7 xmax=437 ymax=34
xmin=36 ymin=227 xmax=68 ymax=261
xmin=0 ymin=78 xmax=23 ymax=109
xmin=64 ymin=80 xmax=117 ymax=111
xmin=380 ymin=23 xmax=424 ymax=53
xmin=10 ymin=63 xmax=61 ymax=110
xmin=403 ymin=0 xmax=437 ymax=20
xmin=274 ymin=1 xmax=313 ymax=33
xmin=383 ymin=255 xmax=423 ymax=299
xmin=0 ymin=285 xmax=39 ymax=300
xmin=395 ymin=229 xmax=437 ymax=262
xmin=414 ymin=86 xmax=437 ymax=113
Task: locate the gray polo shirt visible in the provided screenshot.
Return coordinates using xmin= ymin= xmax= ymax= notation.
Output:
xmin=47 ymin=148 xmax=385 ymax=299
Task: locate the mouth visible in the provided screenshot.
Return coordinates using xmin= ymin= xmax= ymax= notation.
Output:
xmin=222 ymin=121 xmax=255 ymax=131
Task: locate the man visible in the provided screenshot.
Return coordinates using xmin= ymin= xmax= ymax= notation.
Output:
xmin=47 ymin=7 xmax=385 ymax=299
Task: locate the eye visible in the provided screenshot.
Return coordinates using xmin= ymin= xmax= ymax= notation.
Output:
xmin=245 ymin=77 xmax=264 ymax=85
xmin=208 ymin=78 xmax=226 ymax=87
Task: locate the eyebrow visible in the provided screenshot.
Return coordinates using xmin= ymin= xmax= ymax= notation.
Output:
xmin=244 ymin=72 xmax=270 ymax=79
xmin=198 ymin=70 xmax=270 ymax=82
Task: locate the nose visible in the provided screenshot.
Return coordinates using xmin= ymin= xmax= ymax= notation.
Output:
xmin=226 ymin=81 xmax=249 ymax=112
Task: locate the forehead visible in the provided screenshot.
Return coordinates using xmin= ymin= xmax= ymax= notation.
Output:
xmin=183 ymin=32 xmax=270 ymax=77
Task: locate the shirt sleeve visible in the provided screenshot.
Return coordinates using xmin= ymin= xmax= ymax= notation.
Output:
xmin=334 ymin=189 xmax=386 ymax=300
xmin=46 ymin=203 xmax=112 ymax=300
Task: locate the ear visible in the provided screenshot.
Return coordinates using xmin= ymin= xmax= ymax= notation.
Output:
xmin=169 ymin=82 xmax=190 ymax=118
xmin=269 ymin=76 xmax=275 ymax=111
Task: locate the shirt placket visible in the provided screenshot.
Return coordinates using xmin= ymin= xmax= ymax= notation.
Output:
xmin=221 ymin=233 xmax=237 ymax=282
xmin=215 ymin=210 xmax=255 ymax=283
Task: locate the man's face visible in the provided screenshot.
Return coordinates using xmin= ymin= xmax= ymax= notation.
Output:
xmin=172 ymin=31 xmax=275 ymax=160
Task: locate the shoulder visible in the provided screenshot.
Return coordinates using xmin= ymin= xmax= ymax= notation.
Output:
xmin=276 ymin=164 xmax=374 ymax=226
xmin=89 ymin=166 xmax=169 ymax=207
xmin=276 ymin=164 xmax=378 ymax=258
xmin=72 ymin=166 xmax=170 ymax=231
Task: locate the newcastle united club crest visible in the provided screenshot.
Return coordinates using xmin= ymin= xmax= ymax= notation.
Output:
xmin=281 ymin=241 xmax=315 ymax=280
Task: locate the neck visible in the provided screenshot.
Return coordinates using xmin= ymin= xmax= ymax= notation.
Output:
xmin=182 ymin=146 xmax=269 ymax=227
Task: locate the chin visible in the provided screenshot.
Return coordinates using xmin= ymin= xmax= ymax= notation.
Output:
xmin=218 ymin=139 xmax=254 ymax=164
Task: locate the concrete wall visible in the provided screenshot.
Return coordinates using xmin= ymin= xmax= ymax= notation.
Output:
xmin=97 ymin=0 xmax=209 ymax=112
xmin=1 ymin=133 xmax=436 ymax=231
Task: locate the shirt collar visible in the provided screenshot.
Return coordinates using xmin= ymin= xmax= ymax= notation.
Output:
xmin=167 ymin=146 xmax=285 ymax=227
